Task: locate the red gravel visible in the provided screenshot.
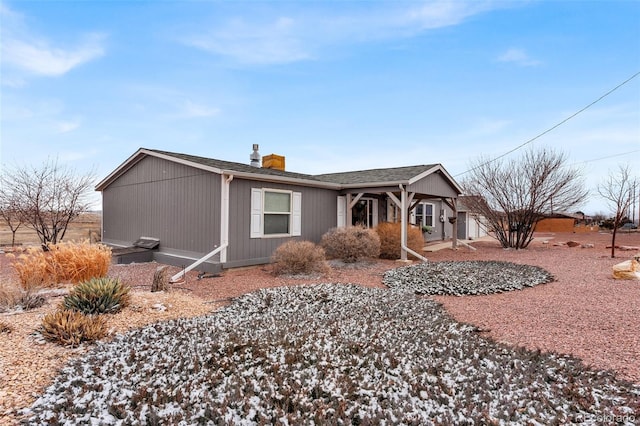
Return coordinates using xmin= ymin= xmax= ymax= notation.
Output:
xmin=427 ymin=232 xmax=640 ymax=385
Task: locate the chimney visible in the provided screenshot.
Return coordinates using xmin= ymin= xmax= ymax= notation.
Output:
xmin=250 ymin=144 xmax=261 ymax=167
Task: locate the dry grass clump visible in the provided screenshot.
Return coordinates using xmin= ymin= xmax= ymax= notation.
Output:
xmin=62 ymin=277 xmax=130 ymax=315
xmin=376 ymin=222 xmax=424 ymax=260
xmin=0 ymin=280 xmax=46 ymax=312
xmin=0 ymin=320 xmax=13 ymax=333
xmin=8 ymin=241 xmax=112 ymax=289
xmin=320 ymin=227 xmax=381 ymax=263
xmin=0 ymin=280 xmax=22 ymax=312
xmin=271 ymin=240 xmax=329 ymax=276
xmin=41 ymin=310 xmax=107 ymax=347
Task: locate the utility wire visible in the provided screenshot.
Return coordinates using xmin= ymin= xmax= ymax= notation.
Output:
xmin=454 ymin=71 xmax=640 ymax=177
xmin=569 ymin=149 xmax=640 ymax=166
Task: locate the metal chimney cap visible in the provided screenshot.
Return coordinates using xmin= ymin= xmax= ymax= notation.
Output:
xmin=250 ymin=144 xmax=261 ymax=167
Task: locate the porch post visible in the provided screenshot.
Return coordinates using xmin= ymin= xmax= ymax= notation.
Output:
xmin=400 ymin=185 xmax=407 ymax=261
xmin=346 ymin=193 xmax=352 ymax=227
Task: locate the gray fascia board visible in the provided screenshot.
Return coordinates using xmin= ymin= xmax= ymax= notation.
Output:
xmin=340 ymin=180 xmax=408 ymax=189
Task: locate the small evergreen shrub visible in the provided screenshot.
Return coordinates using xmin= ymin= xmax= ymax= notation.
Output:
xmin=271 ymin=240 xmax=329 ymax=276
xmin=63 ymin=277 xmax=131 ymax=315
xmin=376 ymin=222 xmax=425 ymax=260
xmin=320 ymin=227 xmax=381 ymax=263
xmin=41 ymin=310 xmax=106 ymax=347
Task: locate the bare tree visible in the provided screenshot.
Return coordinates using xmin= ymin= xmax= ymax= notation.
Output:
xmin=0 ymin=159 xmax=95 ymax=248
xmin=463 ymin=148 xmax=588 ymax=249
xmin=0 ymin=191 xmax=24 ymax=247
xmin=598 ymin=164 xmax=635 ymax=258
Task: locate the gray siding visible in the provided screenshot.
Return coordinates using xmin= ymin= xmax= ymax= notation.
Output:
xmin=102 ymin=156 xmax=221 ymax=262
xmin=408 ymin=172 xmax=459 ymax=198
xmin=226 ymin=178 xmax=338 ymax=267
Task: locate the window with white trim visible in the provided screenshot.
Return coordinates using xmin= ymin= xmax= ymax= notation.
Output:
xmin=251 ymin=188 xmax=301 ymax=238
xmin=415 ymin=202 xmax=434 ymax=227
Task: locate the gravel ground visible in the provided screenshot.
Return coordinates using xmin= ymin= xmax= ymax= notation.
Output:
xmin=22 ymin=284 xmax=640 ymax=425
xmin=1 ymin=231 xmax=639 ymax=424
xmin=427 ymin=232 xmax=640 ymax=387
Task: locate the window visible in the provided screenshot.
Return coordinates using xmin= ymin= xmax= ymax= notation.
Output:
xmin=415 ymin=203 xmax=434 ymax=227
xmin=251 ymin=188 xmax=301 ymax=238
xmin=264 ymin=191 xmax=291 ymax=234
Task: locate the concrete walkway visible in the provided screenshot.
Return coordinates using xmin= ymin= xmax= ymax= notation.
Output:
xmin=423 ymin=235 xmax=495 ymax=252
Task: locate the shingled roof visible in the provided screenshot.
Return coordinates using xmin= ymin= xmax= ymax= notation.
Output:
xmin=314 ymin=165 xmax=438 ymax=185
xmin=96 ymin=148 xmax=459 ymax=192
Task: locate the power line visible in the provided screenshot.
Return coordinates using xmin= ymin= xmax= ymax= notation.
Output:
xmin=569 ymin=149 xmax=640 ymax=166
xmin=454 ymin=70 xmax=640 ymax=177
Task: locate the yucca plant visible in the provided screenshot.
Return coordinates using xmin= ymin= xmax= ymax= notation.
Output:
xmin=63 ymin=277 xmax=131 ymax=315
xmin=41 ymin=309 xmax=106 ymax=347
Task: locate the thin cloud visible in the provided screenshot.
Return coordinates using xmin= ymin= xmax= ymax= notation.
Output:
xmin=57 ymin=119 xmax=81 ymax=134
xmin=498 ymin=48 xmax=541 ymax=67
xmin=181 ymin=101 xmax=221 ymax=118
xmin=1 ymin=4 xmax=106 ymax=76
xmin=182 ymin=2 xmax=503 ymax=65
xmin=184 ymin=16 xmax=309 ymax=65
xmin=406 ymin=0 xmax=495 ymax=29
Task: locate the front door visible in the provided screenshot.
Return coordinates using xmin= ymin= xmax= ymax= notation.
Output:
xmin=352 ymin=198 xmax=378 ymax=228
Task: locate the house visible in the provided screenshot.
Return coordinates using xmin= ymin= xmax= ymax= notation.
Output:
xmin=95 ymin=147 xmax=463 ymax=274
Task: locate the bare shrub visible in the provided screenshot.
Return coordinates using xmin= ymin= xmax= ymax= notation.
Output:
xmin=152 ymin=266 xmax=169 ymax=292
xmin=271 ymin=240 xmax=329 ymax=276
xmin=9 ymin=241 xmax=112 ymax=289
xmin=0 ymin=321 xmax=12 ymax=333
xmin=320 ymin=227 xmax=381 ymax=263
xmin=0 ymin=280 xmax=46 ymax=312
xmin=376 ymin=222 xmax=424 ymax=260
xmin=0 ymin=281 xmax=21 ymax=312
xmin=41 ymin=310 xmax=107 ymax=347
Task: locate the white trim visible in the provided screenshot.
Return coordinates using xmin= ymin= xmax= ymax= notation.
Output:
xmin=251 ymin=188 xmax=301 ymax=238
xmin=337 ymin=196 xmax=346 ymax=227
xmin=250 ymin=188 xmax=263 ymax=238
xmin=291 ymin=192 xmax=302 ymax=236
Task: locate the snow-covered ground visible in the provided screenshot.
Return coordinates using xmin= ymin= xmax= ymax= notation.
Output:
xmin=384 ymin=261 xmax=554 ymax=295
xmin=23 ymin=284 xmax=638 ymax=425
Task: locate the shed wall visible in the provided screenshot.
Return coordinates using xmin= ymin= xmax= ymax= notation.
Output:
xmin=101 ymin=155 xmax=221 ymax=263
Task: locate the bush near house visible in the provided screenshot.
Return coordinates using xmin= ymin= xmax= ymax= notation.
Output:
xmin=376 ymin=222 xmax=424 ymax=260
xmin=320 ymin=227 xmax=381 ymax=263
xmin=271 ymin=240 xmax=329 ymax=276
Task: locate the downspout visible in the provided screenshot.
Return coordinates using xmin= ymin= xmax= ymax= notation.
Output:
xmin=169 ymin=173 xmax=234 ymax=283
xmin=399 ymin=184 xmax=428 ymax=263
xmin=220 ymin=174 xmax=233 ymax=263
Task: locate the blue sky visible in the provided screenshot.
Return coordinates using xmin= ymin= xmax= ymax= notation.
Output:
xmin=1 ymin=0 xmax=639 ymax=214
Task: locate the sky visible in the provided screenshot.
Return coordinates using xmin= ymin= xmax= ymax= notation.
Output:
xmin=1 ymin=0 xmax=639 ymax=215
